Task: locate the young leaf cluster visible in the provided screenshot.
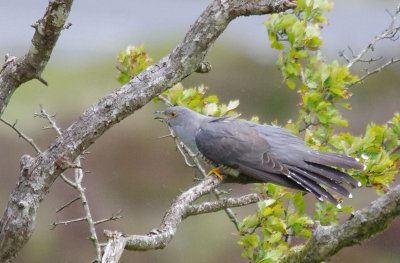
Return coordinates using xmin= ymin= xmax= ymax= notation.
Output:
xmin=116 ymin=45 xmax=154 ymax=85
xmin=159 ymin=83 xmax=239 ymax=116
xmin=116 ymin=44 xmax=240 ymax=117
xmin=239 ymin=185 xmax=313 ymax=262
xmin=265 ymin=0 xmax=357 ymax=144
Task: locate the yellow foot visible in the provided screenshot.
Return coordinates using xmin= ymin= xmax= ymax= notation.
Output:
xmin=208 ymin=167 xmax=224 ymax=181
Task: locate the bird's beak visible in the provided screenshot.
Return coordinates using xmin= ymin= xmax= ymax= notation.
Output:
xmin=154 ymin=110 xmax=166 ymax=121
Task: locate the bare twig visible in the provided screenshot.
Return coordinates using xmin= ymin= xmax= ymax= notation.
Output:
xmin=41 ymin=108 xmax=101 ymax=262
xmin=212 ymin=188 xmax=242 ymax=231
xmin=74 ymin=164 xmax=102 ymax=262
xmin=0 ymin=118 xmax=41 ymax=153
xmin=56 ymin=196 xmax=81 ymax=213
xmin=51 ymin=216 xmax=87 ymax=230
xmin=60 ymin=173 xmax=77 ymax=188
xmin=346 ymin=3 xmax=400 ymax=68
xmin=338 ymin=50 xmax=351 ymax=63
xmin=34 ymin=105 xmax=63 ymax=135
xmin=176 ymin=142 xmax=196 ymax=167
xmin=354 ymin=57 xmax=400 ymax=85
xmin=94 ymin=211 xmax=122 ymax=226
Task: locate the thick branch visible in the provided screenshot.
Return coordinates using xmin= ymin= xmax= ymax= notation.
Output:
xmin=0 ymin=0 xmax=73 ymax=116
xmin=0 ymin=0 xmax=294 ymax=261
xmin=124 ymin=176 xmax=221 ymax=251
xmin=186 ymin=193 xmax=261 ymax=216
xmin=281 ymin=184 xmax=400 ymax=263
xmin=101 ymin=177 xmax=261 ymax=263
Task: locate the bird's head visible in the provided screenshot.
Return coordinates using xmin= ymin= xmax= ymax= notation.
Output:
xmin=155 ymin=106 xmax=203 ymax=128
xmin=155 ymin=106 xmax=210 ymax=153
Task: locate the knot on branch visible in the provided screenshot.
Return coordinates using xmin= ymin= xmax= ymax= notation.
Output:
xmin=104 ymin=230 xmax=126 ymax=240
xmin=195 ymin=62 xmax=212 ymax=73
xmin=20 ymin=155 xmax=34 ymax=177
xmin=273 ymin=0 xmax=297 ymax=11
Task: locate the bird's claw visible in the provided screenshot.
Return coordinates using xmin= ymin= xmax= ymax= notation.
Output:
xmin=208 ymin=167 xmax=224 ymax=181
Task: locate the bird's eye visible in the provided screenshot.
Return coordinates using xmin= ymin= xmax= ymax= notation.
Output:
xmin=170 ymin=111 xmax=177 ymax=117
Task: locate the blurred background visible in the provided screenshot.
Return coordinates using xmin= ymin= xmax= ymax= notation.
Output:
xmin=0 ymin=0 xmax=399 ymax=262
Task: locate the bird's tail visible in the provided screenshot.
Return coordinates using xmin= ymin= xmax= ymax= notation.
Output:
xmin=285 ymin=152 xmax=364 ymax=207
xmin=306 ymin=151 xmax=364 ymax=170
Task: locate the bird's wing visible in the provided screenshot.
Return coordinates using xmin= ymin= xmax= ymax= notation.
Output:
xmin=195 ymin=120 xmax=288 ymax=175
xmin=195 ymin=119 xmax=341 ymax=206
xmin=252 ymin=122 xmax=362 ymax=188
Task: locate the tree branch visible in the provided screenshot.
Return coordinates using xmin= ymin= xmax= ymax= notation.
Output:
xmin=0 ymin=0 xmax=74 ymax=116
xmin=281 ymin=183 xmax=400 ymax=263
xmin=0 ymin=0 xmax=295 ymax=261
xmin=101 ymin=177 xmax=261 ymax=263
xmin=186 ymin=193 xmax=261 ymax=216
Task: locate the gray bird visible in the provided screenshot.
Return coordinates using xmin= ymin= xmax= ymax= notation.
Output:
xmin=156 ymin=106 xmax=364 ymax=207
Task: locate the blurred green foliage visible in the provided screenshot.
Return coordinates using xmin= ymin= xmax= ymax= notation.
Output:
xmin=116 ymin=46 xmax=240 ymax=117
xmin=115 ymin=1 xmax=399 ymax=261
xmin=116 ymin=45 xmax=154 ymax=85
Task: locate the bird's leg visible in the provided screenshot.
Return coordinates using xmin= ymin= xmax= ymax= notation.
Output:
xmin=208 ymin=167 xmax=224 ymax=181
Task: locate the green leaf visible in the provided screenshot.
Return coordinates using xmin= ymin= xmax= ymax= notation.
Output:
xmin=203 ymin=103 xmax=218 ymax=116
xmin=204 ymin=95 xmax=219 ymax=104
xmin=293 ymin=192 xmax=306 ymax=214
xmin=286 ymin=79 xmax=296 ymax=90
xmin=241 ymin=233 xmax=260 ymax=248
xmin=271 ymin=40 xmax=285 ymax=50
xmin=268 ymin=232 xmax=282 ymax=244
xmin=242 ymin=214 xmax=259 ymax=229
xmin=227 ymin=100 xmax=240 ymax=111
xmin=276 ymin=14 xmax=298 ymax=30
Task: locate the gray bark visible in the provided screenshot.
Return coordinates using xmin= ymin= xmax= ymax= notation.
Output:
xmin=0 ymin=0 xmax=73 ymax=116
xmin=101 ymin=177 xmax=261 ymax=262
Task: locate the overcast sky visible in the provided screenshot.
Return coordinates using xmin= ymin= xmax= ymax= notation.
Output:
xmin=1 ymin=0 xmax=399 ymax=63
